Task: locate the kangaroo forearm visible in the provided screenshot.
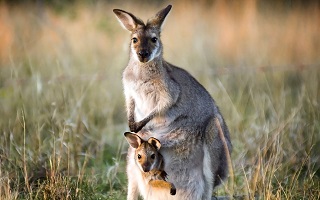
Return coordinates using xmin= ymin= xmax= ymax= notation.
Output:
xmin=133 ymin=96 xmax=177 ymax=132
xmin=127 ymin=98 xmax=136 ymax=132
xmin=133 ymin=115 xmax=152 ymax=132
xmin=128 ymin=80 xmax=180 ymax=133
xmin=127 ymin=98 xmax=135 ymax=120
xmin=132 ymin=106 xmax=159 ymax=132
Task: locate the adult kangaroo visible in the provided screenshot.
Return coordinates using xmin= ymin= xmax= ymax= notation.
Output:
xmin=113 ymin=5 xmax=232 ymax=200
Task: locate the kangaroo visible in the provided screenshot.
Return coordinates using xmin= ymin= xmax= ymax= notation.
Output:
xmin=124 ymin=132 xmax=176 ymax=198
xmin=114 ymin=5 xmax=232 ymax=200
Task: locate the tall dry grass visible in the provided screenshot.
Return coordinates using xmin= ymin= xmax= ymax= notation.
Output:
xmin=0 ymin=0 xmax=319 ymax=199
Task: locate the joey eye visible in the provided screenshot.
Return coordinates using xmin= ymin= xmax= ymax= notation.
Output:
xmin=151 ymin=37 xmax=157 ymax=43
xmin=137 ymin=154 xmax=142 ymax=160
xmin=150 ymin=154 xmax=155 ymax=159
xmin=132 ymin=37 xmax=138 ymax=43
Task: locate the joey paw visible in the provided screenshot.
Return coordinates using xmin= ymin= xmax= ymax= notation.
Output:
xmin=170 ymin=188 xmax=176 ymax=195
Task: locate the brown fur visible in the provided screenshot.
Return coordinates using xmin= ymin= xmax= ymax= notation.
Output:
xmin=124 ymin=132 xmax=176 ymax=196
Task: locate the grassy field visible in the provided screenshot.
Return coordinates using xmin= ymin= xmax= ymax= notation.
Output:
xmin=0 ymin=1 xmax=319 ymax=199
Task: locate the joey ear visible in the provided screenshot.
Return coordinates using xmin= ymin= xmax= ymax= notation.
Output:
xmin=148 ymin=137 xmax=161 ymax=150
xmin=124 ymin=132 xmax=142 ymax=148
xmin=113 ymin=9 xmax=145 ymax=31
xmin=147 ymin=5 xmax=172 ymax=29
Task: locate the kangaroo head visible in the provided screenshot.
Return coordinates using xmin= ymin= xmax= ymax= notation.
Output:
xmin=124 ymin=132 xmax=162 ymax=172
xmin=113 ymin=5 xmax=172 ymax=63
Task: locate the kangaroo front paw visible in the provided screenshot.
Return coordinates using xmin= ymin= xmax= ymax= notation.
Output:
xmin=129 ymin=124 xmax=136 ymax=132
xmin=129 ymin=122 xmax=138 ymax=133
xmin=129 ymin=122 xmax=145 ymax=133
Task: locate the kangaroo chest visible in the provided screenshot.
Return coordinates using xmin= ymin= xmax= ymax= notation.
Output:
xmin=124 ymin=73 xmax=167 ymax=120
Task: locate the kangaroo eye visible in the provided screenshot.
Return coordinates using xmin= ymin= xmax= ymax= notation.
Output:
xmin=132 ymin=37 xmax=138 ymax=43
xmin=151 ymin=37 xmax=157 ymax=43
xmin=150 ymin=154 xmax=155 ymax=159
xmin=137 ymin=154 xmax=142 ymax=160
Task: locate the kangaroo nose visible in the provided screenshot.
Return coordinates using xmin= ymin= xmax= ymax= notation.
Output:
xmin=142 ymin=165 xmax=150 ymax=172
xmin=138 ymin=50 xmax=149 ymax=58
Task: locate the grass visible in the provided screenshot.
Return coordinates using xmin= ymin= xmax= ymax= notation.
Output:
xmin=0 ymin=1 xmax=319 ymax=199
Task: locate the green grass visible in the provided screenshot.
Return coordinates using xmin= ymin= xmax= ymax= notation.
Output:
xmin=0 ymin=1 xmax=319 ymax=199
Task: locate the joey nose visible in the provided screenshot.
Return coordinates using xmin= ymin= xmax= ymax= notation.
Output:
xmin=142 ymin=165 xmax=150 ymax=172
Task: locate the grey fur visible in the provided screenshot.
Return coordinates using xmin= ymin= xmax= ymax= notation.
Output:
xmin=113 ymin=5 xmax=232 ymax=200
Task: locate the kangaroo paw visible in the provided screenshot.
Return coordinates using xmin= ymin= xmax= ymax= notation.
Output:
xmin=170 ymin=188 xmax=176 ymax=195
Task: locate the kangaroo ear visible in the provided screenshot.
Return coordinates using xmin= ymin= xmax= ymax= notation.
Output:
xmin=113 ymin=9 xmax=144 ymax=31
xmin=148 ymin=137 xmax=161 ymax=150
xmin=147 ymin=5 xmax=172 ymax=29
xmin=124 ymin=132 xmax=142 ymax=148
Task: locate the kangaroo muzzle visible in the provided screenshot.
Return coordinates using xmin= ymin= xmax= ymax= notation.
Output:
xmin=142 ymin=164 xmax=150 ymax=172
xmin=138 ymin=49 xmax=150 ymax=63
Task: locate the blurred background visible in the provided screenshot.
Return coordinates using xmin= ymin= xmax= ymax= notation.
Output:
xmin=0 ymin=0 xmax=319 ymax=199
